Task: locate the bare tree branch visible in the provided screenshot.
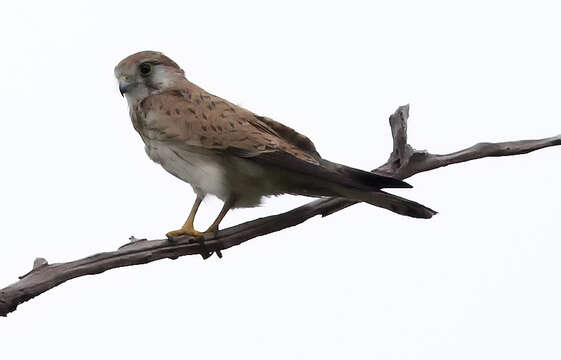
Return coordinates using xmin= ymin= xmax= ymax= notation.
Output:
xmin=1 ymin=105 xmax=558 ymax=317
xmin=375 ymin=105 xmax=561 ymax=178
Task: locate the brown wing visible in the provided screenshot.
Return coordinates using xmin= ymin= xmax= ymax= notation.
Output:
xmin=135 ymin=87 xmax=321 ymax=164
xmin=247 ymin=115 xmax=321 ymax=160
xmin=134 ymin=86 xmax=411 ymax=190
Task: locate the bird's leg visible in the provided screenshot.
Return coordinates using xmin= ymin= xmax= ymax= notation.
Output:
xmin=166 ymin=195 xmax=204 ymax=238
xmin=205 ymin=197 xmax=235 ymax=233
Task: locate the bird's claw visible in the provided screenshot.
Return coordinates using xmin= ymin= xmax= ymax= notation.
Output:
xmin=165 ymin=227 xmax=222 ymax=259
xmin=166 ymin=228 xmax=203 ymax=238
xmin=196 ymin=236 xmax=213 ymax=260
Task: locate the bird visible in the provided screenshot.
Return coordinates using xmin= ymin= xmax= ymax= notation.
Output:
xmin=115 ymin=51 xmax=436 ymax=238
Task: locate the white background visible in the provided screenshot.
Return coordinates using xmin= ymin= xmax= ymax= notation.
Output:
xmin=1 ymin=1 xmax=560 ymax=359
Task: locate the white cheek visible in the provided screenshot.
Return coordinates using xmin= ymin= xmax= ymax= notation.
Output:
xmin=124 ymin=86 xmax=149 ymax=107
xmin=152 ymin=67 xmax=176 ymax=88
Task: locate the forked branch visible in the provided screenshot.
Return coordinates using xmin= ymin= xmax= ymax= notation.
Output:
xmin=1 ymin=105 xmax=559 ymax=316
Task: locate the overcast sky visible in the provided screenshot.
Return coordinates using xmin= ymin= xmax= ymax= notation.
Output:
xmin=1 ymin=1 xmax=560 ymax=359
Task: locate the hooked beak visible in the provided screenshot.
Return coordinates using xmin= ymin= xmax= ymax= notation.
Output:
xmin=118 ymin=75 xmax=135 ymax=97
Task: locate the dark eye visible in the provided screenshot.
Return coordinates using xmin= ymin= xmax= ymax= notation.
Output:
xmin=139 ymin=62 xmax=152 ymax=76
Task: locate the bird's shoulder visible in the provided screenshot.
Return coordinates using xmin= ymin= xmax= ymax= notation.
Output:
xmin=136 ymin=87 xmax=321 ymax=164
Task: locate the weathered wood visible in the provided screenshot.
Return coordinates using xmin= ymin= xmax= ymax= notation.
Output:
xmin=1 ymin=105 xmax=559 ymax=317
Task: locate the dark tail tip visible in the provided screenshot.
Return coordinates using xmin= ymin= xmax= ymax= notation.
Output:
xmin=362 ymin=172 xmax=412 ymax=189
xmin=389 ymin=179 xmax=413 ymax=188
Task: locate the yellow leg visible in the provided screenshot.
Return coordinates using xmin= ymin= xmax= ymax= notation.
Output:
xmin=205 ymin=197 xmax=234 ymax=233
xmin=166 ymin=195 xmax=204 ymax=238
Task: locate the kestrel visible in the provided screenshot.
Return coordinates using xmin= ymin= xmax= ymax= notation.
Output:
xmin=115 ymin=51 xmax=436 ymax=237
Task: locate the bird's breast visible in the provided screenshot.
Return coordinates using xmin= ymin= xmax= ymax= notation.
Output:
xmin=143 ymin=140 xmax=229 ymax=200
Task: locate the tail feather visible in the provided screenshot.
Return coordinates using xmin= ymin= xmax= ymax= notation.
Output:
xmin=340 ymin=188 xmax=437 ymax=219
xmin=319 ymin=159 xmax=411 ymax=189
xmin=230 ymin=149 xmax=437 ymax=218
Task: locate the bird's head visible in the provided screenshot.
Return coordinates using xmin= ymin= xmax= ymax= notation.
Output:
xmin=114 ymin=51 xmax=185 ymax=104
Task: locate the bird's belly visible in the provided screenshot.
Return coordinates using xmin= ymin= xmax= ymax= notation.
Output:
xmin=143 ymin=141 xmax=288 ymax=207
xmin=144 ymin=142 xmax=229 ymax=199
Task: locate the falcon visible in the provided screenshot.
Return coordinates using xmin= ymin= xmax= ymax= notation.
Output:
xmin=115 ymin=51 xmax=436 ymax=237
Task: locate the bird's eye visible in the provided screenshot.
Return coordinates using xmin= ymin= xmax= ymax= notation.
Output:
xmin=139 ymin=62 xmax=152 ymax=76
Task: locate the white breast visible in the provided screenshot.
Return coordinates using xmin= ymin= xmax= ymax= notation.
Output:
xmin=144 ymin=140 xmax=229 ymax=200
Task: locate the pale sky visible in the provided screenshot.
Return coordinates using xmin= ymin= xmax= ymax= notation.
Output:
xmin=1 ymin=1 xmax=560 ymax=359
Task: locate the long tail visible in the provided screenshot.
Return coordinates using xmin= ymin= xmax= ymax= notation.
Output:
xmin=234 ymin=150 xmax=437 ymax=218
xmin=317 ymin=159 xmax=437 ymax=218
xmin=338 ymin=187 xmax=437 ymax=218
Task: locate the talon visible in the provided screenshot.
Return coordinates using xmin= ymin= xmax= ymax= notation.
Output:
xmin=166 ymin=227 xmax=203 ymax=238
xmin=196 ymin=237 xmax=212 ymax=260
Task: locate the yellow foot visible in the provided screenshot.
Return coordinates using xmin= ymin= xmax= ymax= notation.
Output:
xmin=166 ymin=227 xmax=203 ymax=238
xmin=205 ymin=225 xmax=219 ymax=234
